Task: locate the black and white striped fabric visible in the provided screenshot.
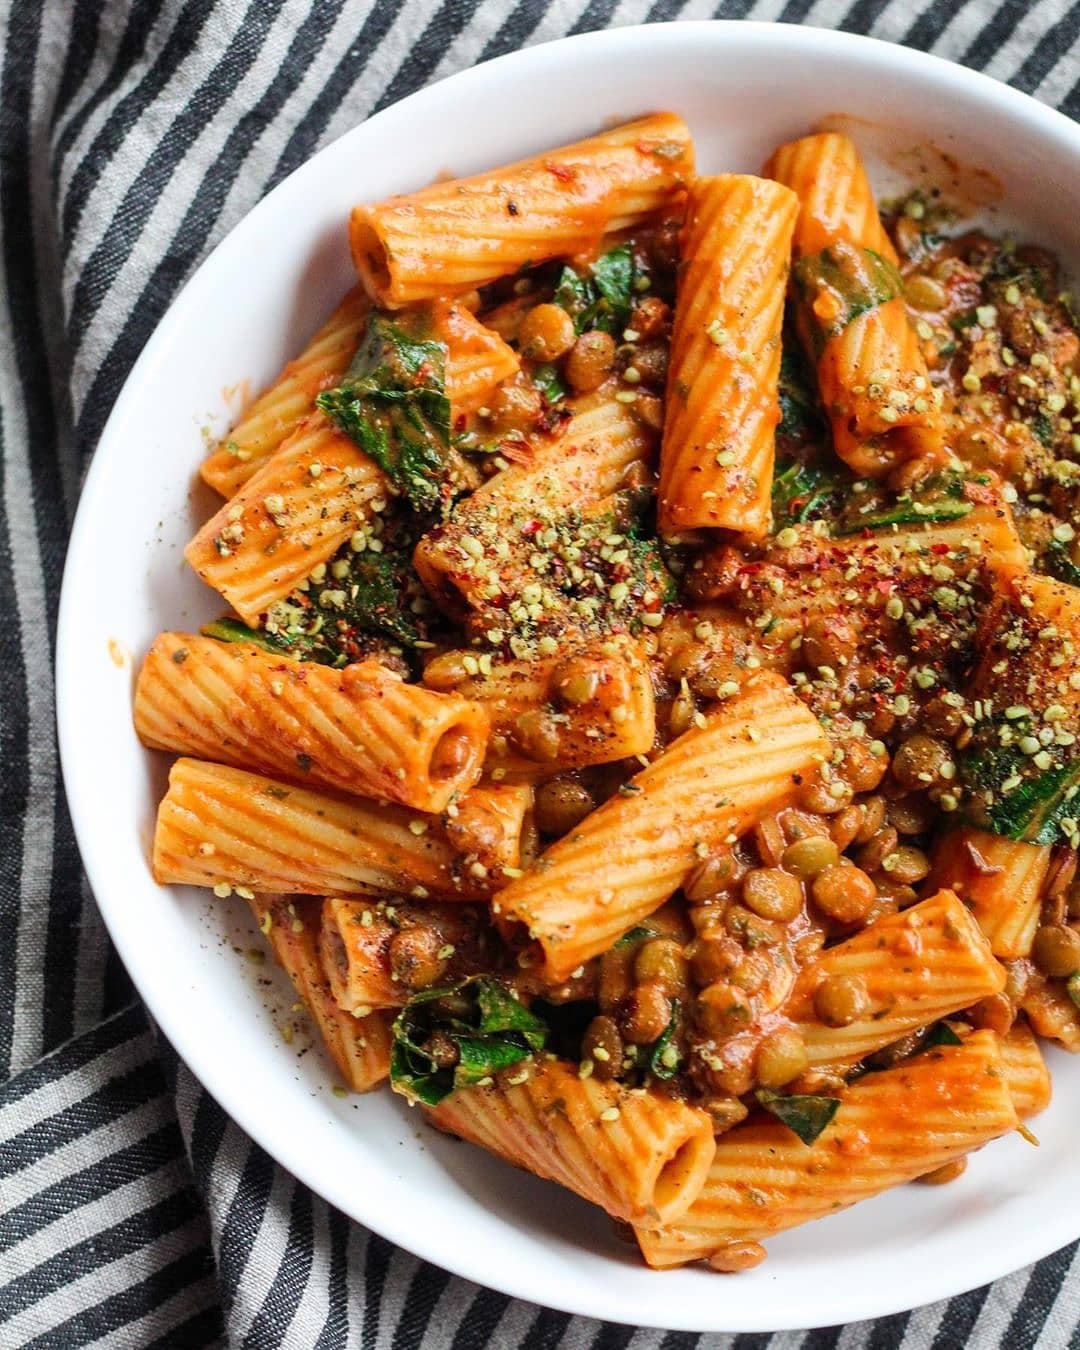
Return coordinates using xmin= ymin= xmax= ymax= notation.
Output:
xmin=3 ymin=2 xmax=1080 ymax=1344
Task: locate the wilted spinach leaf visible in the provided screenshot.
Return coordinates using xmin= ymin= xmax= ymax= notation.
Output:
xmin=756 ymin=1089 xmax=841 ymax=1145
xmin=316 ymin=309 xmax=451 ymax=514
xmin=391 ymin=976 xmax=549 ymax=1107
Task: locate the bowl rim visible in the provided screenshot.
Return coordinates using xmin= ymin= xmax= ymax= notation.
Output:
xmin=56 ymin=19 xmax=1080 ymax=1331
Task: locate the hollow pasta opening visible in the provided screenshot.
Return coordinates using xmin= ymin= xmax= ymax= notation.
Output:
xmin=349 ymin=214 xmax=392 ymax=299
xmin=651 ymin=1127 xmax=715 ymax=1224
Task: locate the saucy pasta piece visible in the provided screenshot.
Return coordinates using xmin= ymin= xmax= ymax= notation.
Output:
xmin=320 ymin=896 xmax=491 ymax=1012
xmin=350 ymin=114 xmax=693 ymax=306
xmin=634 ymin=1032 xmax=1017 ymax=1269
xmin=787 ymin=890 xmax=1005 ymax=1068
xmin=495 ymin=673 xmax=829 ymax=981
xmin=413 ymin=392 xmax=658 ymax=630
xmin=135 ymin=635 xmax=489 ymax=813
xmin=1001 ymin=1020 xmax=1053 ymax=1119
xmin=765 ymin=132 xmax=945 ymax=478
xmin=151 ymin=758 xmax=524 ymax=900
xmin=186 ymin=410 xmax=389 ymax=626
xmin=426 ymin=1056 xmax=715 ymax=1225
xmin=248 ymin=895 xmax=393 ymax=1092
xmin=929 ymin=827 xmax=1051 ymax=959
xmin=423 ymin=634 xmax=656 ymax=779
xmin=200 ymin=289 xmax=370 ymax=499
xmin=658 ymin=175 xmax=797 ymax=538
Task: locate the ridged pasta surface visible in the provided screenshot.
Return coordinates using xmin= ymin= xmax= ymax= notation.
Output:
xmin=248 ymin=895 xmax=393 ymax=1092
xmin=152 ymin=758 xmax=506 ymax=900
xmin=789 ymin=890 xmax=1005 ymax=1067
xmin=135 ymin=635 xmax=489 ymax=813
xmin=200 ymin=288 xmax=370 ymax=498
xmin=428 ymin=1056 xmax=715 ymax=1224
xmin=659 ymin=175 xmax=797 ymax=537
xmin=350 ymin=114 xmax=694 ymax=306
xmin=494 ymin=673 xmax=829 ymax=980
xmin=186 ymin=411 xmax=387 ymax=624
xmin=635 ymin=1032 xmax=1017 ymax=1268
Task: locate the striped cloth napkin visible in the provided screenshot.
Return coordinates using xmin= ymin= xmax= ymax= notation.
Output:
xmin=3 ymin=2 xmax=1080 ymax=1345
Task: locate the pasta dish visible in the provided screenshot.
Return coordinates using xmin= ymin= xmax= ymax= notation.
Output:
xmin=134 ymin=116 xmax=1080 ymax=1272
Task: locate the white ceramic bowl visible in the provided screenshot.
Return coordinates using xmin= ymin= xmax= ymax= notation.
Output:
xmin=57 ymin=21 xmax=1080 ymax=1332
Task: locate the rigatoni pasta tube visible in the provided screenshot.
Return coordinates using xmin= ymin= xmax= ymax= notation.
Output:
xmin=423 ymin=634 xmax=656 ymax=778
xmin=320 ymin=897 xmax=491 ymax=1013
xmin=634 ymin=1032 xmax=1017 ymax=1269
xmin=763 ymin=132 xmax=898 ymax=264
xmin=200 ymin=294 xmax=516 ymax=497
xmin=765 ymin=132 xmax=945 ymax=479
xmin=494 ymin=673 xmax=829 ymax=981
xmin=134 ymin=635 xmax=489 ymax=814
xmin=200 ymin=288 xmax=370 ymax=499
xmin=413 ymin=394 xmax=657 ymax=620
xmin=186 ymin=410 xmax=388 ymax=625
xmin=658 ymin=175 xmax=797 ymax=538
xmin=427 ymin=1057 xmax=715 ymax=1225
xmin=789 ymin=890 xmax=1005 ymax=1068
xmin=434 ymin=299 xmax=520 ymax=413
xmin=1001 ymin=1020 xmax=1052 ymax=1118
xmin=151 ymin=758 xmax=516 ymax=901
xmin=249 ymin=895 xmax=392 ymax=1092
xmin=928 ymin=826 xmax=1050 ymax=959
xmin=350 ymin=113 xmax=693 ymax=307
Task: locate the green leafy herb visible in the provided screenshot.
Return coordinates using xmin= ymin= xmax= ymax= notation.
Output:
xmin=553 ymin=243 xmax=635 ymax=335
xmin=316 ymin=310 xmax=451 ymax=514
xmin=641 ymin=1001 xmax=682 ymax=1081
xmin=390 ymin=976 xmax=549 ymax=1107
xmin=771 ymin=456 xmax=845 ymax=528
xmin=756 ymin=1089 xmax=841 ymax=1145
xmin=1032 ymin=411 xmax=1057 ymax=448
xmin=962 ymin=740 xmax=1080 ymax=845
xmin=1043 ymin=539 xmax=1080 ymax=588
xmin=532 ymin=363 xmax=567 ymax=405
xmin=614 ymin=924 xmax=656 ymax=950
xmin=777 ymin=347 xmax=824 ymax=446
xmin=922 ymin=1021 xmax=963 ymax=1049
xmin=792 ymin=244 xmax=904 ymax=353
xmin=1068 ymin=972 xmax=1080 ymax=1011
xmin=833 ymin=471 xmax=979 ymax=536
xmin=201 ymin=616 xmax=325 ymax=661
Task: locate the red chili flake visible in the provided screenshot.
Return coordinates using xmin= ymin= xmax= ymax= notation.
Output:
xmin=963 ymin=839 xmax=1004 ymax=875
xmin=498 ymin=436 xmax=532 ymax=465
xmin=454 ymin=413 xmax=467 ymax=432
xmin=962 ymin=480 xmax=996 ymax=505
xmin=520 ymin=519 xmax=542 ymax=537
xmin=544 ymin=161 xmax=576 ymax=183
xmin=875 ymin=580 xmax=892 ymax=595
xmin=931 ymin=542 xmax=951 ymax=554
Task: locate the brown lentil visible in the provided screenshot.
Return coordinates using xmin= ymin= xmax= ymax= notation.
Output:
xmin=708 ymin=1240 xmax=767 ymax=1273
xmin=782 ymin=835 xmax=839 ymax=880
xmin=564 ymin=330 xmax=616 ymax=392
xmin=1032 ymin=924 xmax=1080 ymax=978
xmin=813 ymin=973 xmax=871 ymax=1027
xmin=742 ymin=867 xmax=804 ymax=923
xmin=634 ymin=937 xmax=689 ymax=991
xmin=696 ymin=982 xmax=754 ymax=1036
xmin=582 ymin=1015 xmax=623 ymax=1081
xmin=756 ymin=1025 xmax=810 ymax=1088
xmin=518 ymin=302 xmax=576 ymax=361
xmin=534 ymin=777 xmax=595 ymax=837
xmin=812 ymin=863 xmax=878 ymax=924
xmin=621 ymin=980 xmax=672 ymax=1044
